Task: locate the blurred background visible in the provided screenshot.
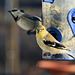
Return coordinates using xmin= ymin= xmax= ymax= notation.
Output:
xmin=0 ymin=0 xmax=50 ymax=74
xmin=1 ymin=0 xmax=75 ymax=75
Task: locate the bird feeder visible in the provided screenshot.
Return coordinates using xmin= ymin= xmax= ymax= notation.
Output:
xmin=42 ymin=0 xmax=75 ymax=60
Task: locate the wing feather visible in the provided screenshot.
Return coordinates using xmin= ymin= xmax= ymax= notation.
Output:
xmin=23 ymin=13 xmax=42 ymax=21
xmin=43 ymin=33 xmax=71 ymax=51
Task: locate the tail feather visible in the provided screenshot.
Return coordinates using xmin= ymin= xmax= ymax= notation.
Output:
xmin=68 ymin=53 xmax=75 ymax=59
xmin=60 ymin=50 xmax=75 ymax=59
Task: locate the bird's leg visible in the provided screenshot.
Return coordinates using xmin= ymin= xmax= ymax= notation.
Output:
xmin=46 ymin=53 xmax=48 ymax=58
xmin=27 ymin=30 xmax=36 ymax=35
xmin=50 ymin=53 xmax=53 ymax=56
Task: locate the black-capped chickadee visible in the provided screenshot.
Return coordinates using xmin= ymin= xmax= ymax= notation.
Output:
xmin=8 ymin=8 xmax=42 ymax=34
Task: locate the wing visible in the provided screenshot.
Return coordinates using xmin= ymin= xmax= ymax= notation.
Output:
xmin=43 ymin=33 xmax=70 ymax=50
xmin=17 ymin=13 xmax=42 ymax=31
xmin=23 ymin=13 xmax=42 ymax=21
xmin=43 ymin=40 xmax=71 ymax=51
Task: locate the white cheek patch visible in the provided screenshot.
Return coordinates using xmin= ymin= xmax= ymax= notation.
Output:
xmin=12 ymin=12 xmax=17 ymax=17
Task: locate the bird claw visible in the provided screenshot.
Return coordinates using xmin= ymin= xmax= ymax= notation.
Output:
xmin=43 ymin=52 xmax=52 ymax=58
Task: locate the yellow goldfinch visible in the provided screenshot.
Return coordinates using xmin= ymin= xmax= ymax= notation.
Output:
xmin=36 ymin=25 xmax=75 ymax=58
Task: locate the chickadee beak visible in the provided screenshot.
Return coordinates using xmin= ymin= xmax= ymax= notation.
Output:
xmin=8 ymin=11 xmax=11 ymax=13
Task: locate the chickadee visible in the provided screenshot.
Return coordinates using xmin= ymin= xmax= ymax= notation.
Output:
xmin=8 ymin=8 xmax=42 ymax=34
xmin=36 ymin=25 xmax=75 ymax=58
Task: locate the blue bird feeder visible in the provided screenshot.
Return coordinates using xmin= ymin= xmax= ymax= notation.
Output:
xmin=42 ymin=0 xmax=75 ymax=60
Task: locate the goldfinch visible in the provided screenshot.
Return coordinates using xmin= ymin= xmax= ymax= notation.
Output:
xmin=8 ymin=8 xmax=42 ymax=34
xmin=36 ymin=25 xmax=75 ymax=58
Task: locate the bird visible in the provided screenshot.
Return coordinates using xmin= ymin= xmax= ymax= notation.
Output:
xmin=36 ymin=25 xmax=75 ymax=58
xmin=8 ymin=8 xmax=42 ymax=34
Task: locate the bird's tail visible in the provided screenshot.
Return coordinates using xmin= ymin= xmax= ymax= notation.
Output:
xmin=61 ymin=50 xmax=75 ymax=59
xmin=68 ymin=53 xmax=75 ymax=58
xmin=67 ymin=51 xmax=75 ymax=58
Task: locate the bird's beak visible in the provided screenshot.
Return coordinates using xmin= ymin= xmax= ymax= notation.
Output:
xmin=8 ymin=11 xmax=11 ymax=13
xmin=38 ymin=30 xmax=40 ymax=33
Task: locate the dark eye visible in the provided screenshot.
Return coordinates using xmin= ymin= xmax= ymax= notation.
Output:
xmin=20 ymin=10 xmax=24 ymax=12
xmin=42 ymin=28 xmax=44 ymax=30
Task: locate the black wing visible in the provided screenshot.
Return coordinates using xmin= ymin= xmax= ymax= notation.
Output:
xmin=23 ymin=13 xmax=42 ymax=21
xmin=43 ymin=40 xmax=67 ymax=50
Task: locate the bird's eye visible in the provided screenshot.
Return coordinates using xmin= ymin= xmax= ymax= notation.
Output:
xmin=20 ymin=10 xmax=24 ymax=12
